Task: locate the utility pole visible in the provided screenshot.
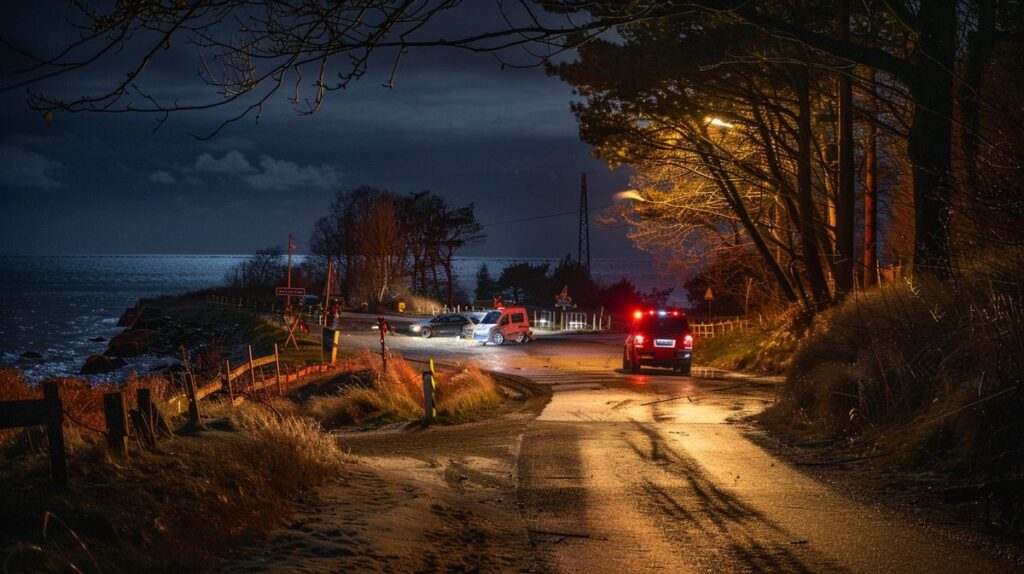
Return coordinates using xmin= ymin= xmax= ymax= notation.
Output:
xmin=323 ymin=260 xmax=333 ymax=326
xmin=286 ymin=233 xmax=295 ymax=310
xmin=577 ymin=172 xmax=591 ymax=272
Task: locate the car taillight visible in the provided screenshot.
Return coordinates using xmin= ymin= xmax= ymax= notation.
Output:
xmin=633 ymin=310 xmax=643 ymax=320
xmin=683 ymin=334 xmax=693 ymax=349
xmin=634 ymin=335 xmax=645 ymax=346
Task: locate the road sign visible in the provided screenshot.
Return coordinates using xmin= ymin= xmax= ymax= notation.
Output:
xmin=275 ymin=286 xmax=306 ymax=297
xmin=704 ymin=287 xmax=715 ymax=301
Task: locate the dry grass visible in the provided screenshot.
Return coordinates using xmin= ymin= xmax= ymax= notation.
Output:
xmin=435 ymin=364 xmax=503 ymax=423
xmin=303 ymin=352 xmax=503 ymax=427
xmin=695 ymin=314 xmax=800 ymax=375
xmin=0 ymin=400 xmax=348 ymax=573
xmin=762 ymin=276 xmax=1024 ymax=476
xmin=0 ymin=370 xmax=170 ymax=453
xmin=402 ymin=294 xmax=445 ymax=315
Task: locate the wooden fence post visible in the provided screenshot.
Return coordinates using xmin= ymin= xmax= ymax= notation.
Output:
xmin=224 ymin=360 xmax=233 ymax=403
xmin=183 ymin=372 xmax=201 ymax=427
xmin=103 ymin=391 xmax=129 ymax=453
xmin=248 ymin=345 xmax=257 ymax=393
xmin=135 ymin=388 xmax=155 ymax=446
xmin=274 ymin=344 xmax=283 ymax=396
xmin=42 ymin=382 xmax=68 ymax=487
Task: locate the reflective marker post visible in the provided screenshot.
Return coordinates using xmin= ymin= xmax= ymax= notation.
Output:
xmin=423 ymin=359 xmax=438 ymax=425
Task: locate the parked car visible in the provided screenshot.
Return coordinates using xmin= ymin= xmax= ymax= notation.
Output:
xmin=460 ymin=312 xmax=488 ymax=339
xmin=472 ymin=307 xmax=534 ymax=345
xmin=408 ymin=313 xmax=473 ymax=338
xmin=623 ymin=309 xmax=693 ymax=375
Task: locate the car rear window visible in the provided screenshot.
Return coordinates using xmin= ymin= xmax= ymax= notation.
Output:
xmin=636 ymin=315 xmax=690 ymax=336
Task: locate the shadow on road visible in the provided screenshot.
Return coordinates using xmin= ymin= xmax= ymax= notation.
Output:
xmin=628 ymin=421 xmax=833 ymax=573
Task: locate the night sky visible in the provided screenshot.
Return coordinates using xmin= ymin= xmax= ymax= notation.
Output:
xmin=0 ymin=2 xmax=635 ymax=258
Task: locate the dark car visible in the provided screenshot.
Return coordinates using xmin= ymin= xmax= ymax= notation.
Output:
xmin=623 ymin=309 xmax=693 ymax=375
xmin=408 ymin=313 xmax=473 ymax=338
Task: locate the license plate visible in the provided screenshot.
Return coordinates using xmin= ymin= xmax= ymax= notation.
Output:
xmin=654 ymin=339 xmax=675 ymax=347
xmin=474 ymin=333 xmax=487 ymax=340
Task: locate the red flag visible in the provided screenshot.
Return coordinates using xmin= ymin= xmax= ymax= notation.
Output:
xmin=288 ymin=236 xmax=298 ymax=254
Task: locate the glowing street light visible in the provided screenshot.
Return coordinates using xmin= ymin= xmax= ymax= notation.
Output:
xmin=704 ymin=116 xmax=735 ymax=129
xmin=612 ymin=189 xmax=646 ymax=202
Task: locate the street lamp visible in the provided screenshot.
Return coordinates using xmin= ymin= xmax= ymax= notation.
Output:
xmin=612 ymin=189 xmax=646 ymax=202
xmin=704 ymin=116 xmax=735 ymax=129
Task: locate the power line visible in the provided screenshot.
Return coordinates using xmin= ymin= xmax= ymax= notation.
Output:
xmin=482 ymin=202 xmax=613 ymax=228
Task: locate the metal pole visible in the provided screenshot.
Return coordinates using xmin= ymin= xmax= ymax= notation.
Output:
xmin=274 ymin=344 xmax=282 ymax=396
xmin=323 ymin=260 xmax=333 ymax=327
xmin=287 ymin=233 xmax=294 ymax=311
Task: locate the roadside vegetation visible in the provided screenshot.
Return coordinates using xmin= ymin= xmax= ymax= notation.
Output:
xmin=0 ymin=370 xmax=347 ymax=573
xmin=1 ymin=346 xmax=507 ymax=572
xmin=302 ymin=351 xmax=503 ymax=427
xmin=694 ymin=314 xmax=799 ymax=375
xmin=763 ymin=278 xmax=1024 ymax=477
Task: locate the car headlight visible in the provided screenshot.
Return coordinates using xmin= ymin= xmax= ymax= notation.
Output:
xmin=410 ymin=325 xmax=421 ymax=331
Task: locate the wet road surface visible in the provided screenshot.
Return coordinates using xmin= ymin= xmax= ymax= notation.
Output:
xmin=306 ymin=328 xmax=1013 ymax=573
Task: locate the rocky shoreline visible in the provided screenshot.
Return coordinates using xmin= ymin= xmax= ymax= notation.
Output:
xmin=79 ymin=294 xmax=240 ymax=377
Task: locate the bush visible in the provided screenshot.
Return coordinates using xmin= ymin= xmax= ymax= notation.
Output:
xmin=436 ymin=364 xmax=503 ymax=422
xmin=304 ymin=353 xmax=502 ymax=426
xmin=0 ymin=398 xmax=349 ymax=573
xmin=763 ymin=277 xmax=1024 ymax=474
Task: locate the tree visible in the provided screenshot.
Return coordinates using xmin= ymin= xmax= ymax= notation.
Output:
xmin=434 ymin=204 xmax=486 ymax=307
xmin=553 ymin=19 xmax=839 ymax=313
xmin=353 ymin=194 xmax=406 ymax=305
xmin=475 ymin=263 xmax=497 ymax=302
xmin=497 ymin=262 xmax=550 ymax=305
xmin=597 ymin=277 xmax=643 ymax=316
xmin=224 ymin=247 xmax=285 ymax=293
xmin=310 ymin=186 xmax=392 ymax=299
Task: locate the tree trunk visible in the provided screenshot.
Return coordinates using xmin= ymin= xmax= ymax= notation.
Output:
xmin=907 ymin=0 xmax=956 ymax=278
xmin=795 ymin=67 xmax=832 ymax=308
xmin=834 ymin=0 xmax=855 ymax=295
xmin=444 ymin=254 xmax=455 ymax=307
xmin=863 ymin=66 xmax=879 ymax=288
xmin=701 ymin=147 xmax=800 ymax=306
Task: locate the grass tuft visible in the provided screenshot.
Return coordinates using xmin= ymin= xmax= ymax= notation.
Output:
xmin=303 ymin=353 xmax=503 ymax=427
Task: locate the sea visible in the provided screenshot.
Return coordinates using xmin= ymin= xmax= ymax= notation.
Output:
xmin=0 ymin=254 xmax=671 ymax=382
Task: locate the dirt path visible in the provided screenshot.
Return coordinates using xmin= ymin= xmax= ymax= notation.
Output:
xmin=218 ymin=378 xmax=548 ymax=573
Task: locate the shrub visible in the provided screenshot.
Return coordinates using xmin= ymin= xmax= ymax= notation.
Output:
xmin=304 ymin=354 xmax=502 ymax=426
xmin=436 ymin=364 xmax=503 ymax=423
xmin=763 ymin=277 xmax=1024 ymax=474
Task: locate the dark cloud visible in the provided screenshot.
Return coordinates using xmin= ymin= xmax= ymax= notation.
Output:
xmin=0 ymin=145 xmax=63 ymax=189
xmin=194 ymin=151 xmax=256 ymax=174
xmin=0 ymin=2 xmax=640 ymax=260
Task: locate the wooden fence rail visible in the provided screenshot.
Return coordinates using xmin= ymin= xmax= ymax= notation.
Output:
xmin=689 ymin=319 xmax=751 ymax=339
